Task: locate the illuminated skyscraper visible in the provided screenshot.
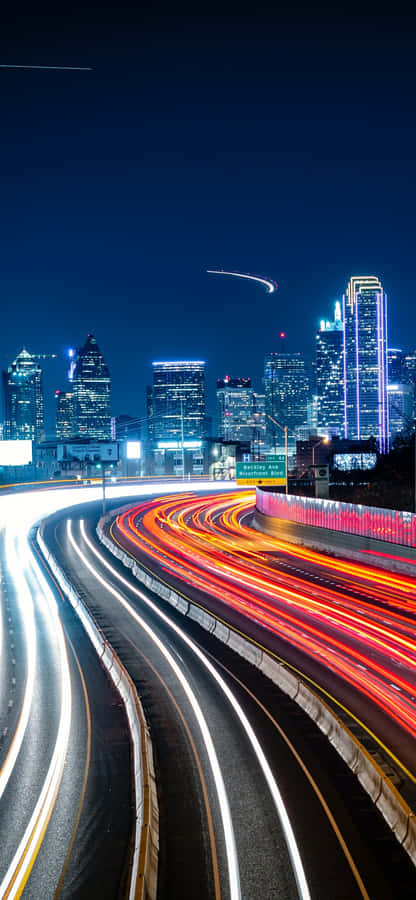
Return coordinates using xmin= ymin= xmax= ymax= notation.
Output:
xmin=216 ymin=376 xmax=253 ymax=440
xmin=151 ymin=361 xmax=205 ymax=441
xmin=315 ymin=301 xmax=343 ymax=434
xmin=55 ymin=390 xmax=75 ymax=439
xmin=72 ymin=334 xmax=111 ymax=439
xmin=342 ymin=276 xmax=389 ymax=452
xmin=264 ymin=350 xmax=309 ymax=441
xmin=2 ymin=348 xmax=44 ymax=441
xmin=388 ymin=382 xmax=414 ymax=439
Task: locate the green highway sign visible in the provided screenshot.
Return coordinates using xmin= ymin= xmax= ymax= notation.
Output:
xmin=236 ymin=458 xmax=286 ymax=485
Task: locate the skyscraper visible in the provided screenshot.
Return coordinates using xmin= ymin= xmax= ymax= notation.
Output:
xmin=388 ymin=382 xmax=414 ymax=440
xmin=3 ymin=348 xmax=44 ymax=441
xmin=342 ymin=276 xmax=389 ymax=452
xmin=216 ymin=376 xmax=253 ymax=441
xmin=72 ymin=334 xmax=111 ymax=439
xmin=55 ymin=390 xmax=75 ymax=440
xmin=151 ymin=361 xmax=205 ymax=441
xmin=264 ymin=350 xmax=309 ymax=442
xmin=315 ymin=301 xmax=344 ymax=435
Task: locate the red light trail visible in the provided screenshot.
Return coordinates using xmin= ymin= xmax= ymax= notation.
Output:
xmin=112 ymin=491 xmax=416 ymax=774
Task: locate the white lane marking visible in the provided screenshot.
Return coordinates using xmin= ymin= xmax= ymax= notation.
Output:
xmin=77 ymin=519 xmax=311 ymax=900
xmin=0 ymin=533 xmax=72 ymax=899
xmin=68 ymin=520 xmax=241 ymax=900
xmin=0 ymin=526 xmax=36 ymax=802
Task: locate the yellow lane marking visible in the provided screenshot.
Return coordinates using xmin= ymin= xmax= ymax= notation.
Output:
xmin=108 ymin=518 xmax=416 ymax=785
xmin=1 ymin=540 xmax=71 ymax=898
xmin=213 ymin=655 xmax=370 ymax=899
xmin=5 ymin=769 xmax=65 ymax=899
xmin=123 ymin=633 xmax=222 ymax=900
xmin=53 ymin=636 xmax=92 ymax=899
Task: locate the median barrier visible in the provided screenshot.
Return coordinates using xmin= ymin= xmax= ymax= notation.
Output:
xmin=96 ymin=512 xmax=416 ymax=868
xmin=36 ymin=524 xmax=159 ymax=900
xmin=404 ymin=815 xmax=416 ymax=860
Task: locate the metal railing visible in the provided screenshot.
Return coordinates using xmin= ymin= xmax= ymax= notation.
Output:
xmin=256 ymin=489 xmax=416 ymax=548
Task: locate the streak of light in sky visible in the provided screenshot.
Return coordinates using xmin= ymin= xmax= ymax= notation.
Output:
xmin=0 ymin=64 xmax=92 ymax=70
xmin=207 ymin=269 xmax=278 ymax=294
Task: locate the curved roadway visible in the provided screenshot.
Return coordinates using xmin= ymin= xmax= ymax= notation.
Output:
xmin=46 ymin=499 xmax=416 ymax=899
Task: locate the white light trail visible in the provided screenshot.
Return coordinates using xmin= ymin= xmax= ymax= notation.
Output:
xmin=0 ymin=526 xmax=37 ymax=802
xmin=207 ymin=269 xmax=277 ymax=293
xmin=76 ymin=520 xmax=311 ymax=900
xmin=0 ymin=64 xmax=92 ymax=71
xmin=0 ymin=481 xmax=235 ymax=895
xmin=69 ymin=521 xmax=240 ymax=899
xmin=0 ymin=527 xmax=72 ymax=899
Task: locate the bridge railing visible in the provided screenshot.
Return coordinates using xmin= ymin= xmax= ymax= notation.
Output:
xmin=256 ymin=489 xmax=416 ymax=548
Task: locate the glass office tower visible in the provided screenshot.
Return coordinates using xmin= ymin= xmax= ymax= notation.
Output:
xmin=315 ymin=301 xmax=344 ymax=434
xmin=55 ymin=390 xmax=75 ymax=439
xmin=152 ymin=361 xmax=206 ymax=441
xmin=3 ymin=348 xmax=44 ymax=441
xmin=216 ymin=376 xmax=253 ymax=440
xmin=72 ymin=334 xmax=111 ymax=439
xmin=342 ymin=276 xmax=389 ymax=452
xmin=264 ymin=351 xmax=309 ymax=442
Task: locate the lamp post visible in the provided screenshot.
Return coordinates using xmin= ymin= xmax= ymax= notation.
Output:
xmin=311 ymin=436 xmax=330 ymax=468
xmin=266 ymin=414 xmax=289 ymax=494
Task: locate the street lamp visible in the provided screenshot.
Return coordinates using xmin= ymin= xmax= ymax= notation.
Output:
xmin=311 ymin=436 xmax=330 ymax=468
xmin=266 ymin=414 xmax=289 ymax=494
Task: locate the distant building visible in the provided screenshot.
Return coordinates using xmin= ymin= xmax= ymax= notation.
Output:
xmin=216 ymin=376 xmax=266 ymax=455
xmin=264 ymin=350 xmax=309 ymax=444
xmin=252 ymin=393 xmax=267 ymax=456
xmin=315 ymin=301 xmax=343 ymax=435
xmin=216 ymin=376 xmax=253 ymax=440
xmin=113 ymin=414 xmax=141 ymax=441
xmin=2 ymin=348 xmax=44 ymax=441
xmin=146 ymin=385 xmax=154 ymax=441
xmin=151 ymin=361 xmax=206 ymax=442
xmin=388 ymin=383 xmax=414 ymax=440
xmin=55 ymin=390 xmax=75 ymax=440
xmin=342 ymin=276 xmax=389 ymax=452
xmin=72 ymin=334 xmax=111 ymax=439
xmin=388 ymin=348 xmax=405 ymax=381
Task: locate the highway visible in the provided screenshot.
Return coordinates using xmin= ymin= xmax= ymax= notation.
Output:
xmin=111 ymin=490 xmax=416 ymax=784
xmin=0 ymin=501 xmax=132 ymax=900
xmin=0 ymin=480 xmax=246 ymax=899
xmin=44 ymin=500 xmax=416 ymax=899
xmin=2 ymin=481 xmax=416 ymax=899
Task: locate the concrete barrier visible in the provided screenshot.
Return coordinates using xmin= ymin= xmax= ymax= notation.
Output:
xmin=37 ymin=525 xmax=159 ymax=900
xmin=97 ymin=513 xmax=416 ymax=868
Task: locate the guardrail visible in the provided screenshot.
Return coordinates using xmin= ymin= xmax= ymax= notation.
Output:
xmin=256 ymin=488 xmax=416 ymax=547
xmin=37 ymin=526 xmax=159 ymax=900
xmin=97 ymin=512 xmax=416 ymax=868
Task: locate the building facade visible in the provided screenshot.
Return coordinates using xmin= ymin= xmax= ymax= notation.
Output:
xmin=216 ymin=376 xmax=253 ymax=440
xmin=72 ymin=335 xmax=111 ymax=439
xmin=151 ymin=361 xmax=206 ymax=441
xmin=342 ymin=276 xmax=389 ymax=452
xmin=264 ymin=351 xmax=309 ymax=443
xmin=315 ymin=301 xmax=344 ymax=435
xmin=55 ymin=390 xmax=75 ymax=440
xmin=388 ymin=382 xmax=414 ymax=440
xmin=3 ymin=348 xmax=44 ymax=441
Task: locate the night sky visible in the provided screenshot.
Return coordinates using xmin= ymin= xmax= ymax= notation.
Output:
xmin=1 ymin=6 xmax=416 ymax=432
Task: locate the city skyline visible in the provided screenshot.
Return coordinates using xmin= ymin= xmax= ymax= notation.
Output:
xmin=3 ymin=272 xmax=416 ymax=434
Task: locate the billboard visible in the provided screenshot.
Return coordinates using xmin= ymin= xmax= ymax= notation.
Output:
xmin=57 ymin=442 xmax=119 ymax=462
xmin=0 ymin=440 xmax=33 ymax=466
xmin=126 ymin=441 xmax=141 ymax=460
xmin=333 ymin=453 xmax=377 ymax=471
